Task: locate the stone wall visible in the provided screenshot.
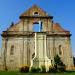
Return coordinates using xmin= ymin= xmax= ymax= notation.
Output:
xmin=47 ymin=35 xmax=74 ymax=69
xmin=1 ymin=5 xmax=74 ymax=70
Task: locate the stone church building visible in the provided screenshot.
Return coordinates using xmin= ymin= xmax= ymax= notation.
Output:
xmin=1 ymin=5 xmax=73 ymax=70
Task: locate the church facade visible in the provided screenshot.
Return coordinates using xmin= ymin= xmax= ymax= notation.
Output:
xmin=1 ymin=5 xmax=73 ymax=70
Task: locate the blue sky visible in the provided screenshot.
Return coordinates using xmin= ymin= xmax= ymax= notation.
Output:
xmin=0 ymin=0 xmax=75 ymax=56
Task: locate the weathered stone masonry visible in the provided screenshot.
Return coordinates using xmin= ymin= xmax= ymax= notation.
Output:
xmin=1 ymin=5 xmax=74 ymax=70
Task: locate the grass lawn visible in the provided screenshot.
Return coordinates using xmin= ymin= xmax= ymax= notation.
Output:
xmin=0 ymin=71 xmax=75 ymax=75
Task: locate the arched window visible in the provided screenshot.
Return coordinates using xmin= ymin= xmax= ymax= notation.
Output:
xmin=10 ymin=45 xmax=14 ymax=55
xmin=33 ymin=12 xmax=39 ymax=16
xmin=59 ymin=45 xmax=62 ymax=55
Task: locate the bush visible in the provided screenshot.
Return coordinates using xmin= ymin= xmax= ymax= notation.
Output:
xmin=57 ymin=65 xmax=66 ymax=72
xmin=30 ymin=67 xmax=41 ymax=73
xmin=36 ymin=67 xmax=41 ymax=72
xmin=48 ymin=66 xmax=56 ymax=73
xmin=41 ymin=65 xmax=46 ymax=73
xmin=20 ymin=65 xmax=29 ymax=73
xmin=54 ymin=55 xmax=66 ymax=72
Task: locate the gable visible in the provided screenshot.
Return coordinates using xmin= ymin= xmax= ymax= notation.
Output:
xmin=20 ymin=5 xmax=50 ymax=18
xmin=53 ymin=23 xmax=66 ymax=32
xmin=2 ymin=5 xmax=70 ymax=37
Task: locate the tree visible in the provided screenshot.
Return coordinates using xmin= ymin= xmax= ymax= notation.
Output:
xmin=54 ymin=55 xmax=66 ymax=72
xmin=73 ymin=56 xmax=75 ymax=66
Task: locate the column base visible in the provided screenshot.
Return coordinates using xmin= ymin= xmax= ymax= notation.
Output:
xmin=30 ymin=56 xmax=52 ymax=72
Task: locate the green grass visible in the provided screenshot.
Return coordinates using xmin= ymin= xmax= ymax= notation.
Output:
xmin=0 ymin=71 xmax=75 ymax=75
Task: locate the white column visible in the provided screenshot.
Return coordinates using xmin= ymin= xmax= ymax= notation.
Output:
xmin=35 ymin=33 xmax=37 ymax=57
xmin=31 ymin=32 xmax=51 ymax=71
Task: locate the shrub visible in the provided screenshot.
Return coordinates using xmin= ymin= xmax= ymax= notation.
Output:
xmin=30 ymin=67 xmax=36 ymax=72
xmin=57 ymin=65 xmax=66 ymax=72
xmin=41 ymin=65 xmax=46 ymax=73
xmin=48 ymin=66 xmax=56 ymax=73
xmin=30 ymin=67 xmax=41 ymax=73
xmin=20 ymin=65 xmax=29 ymax=73
xmin=54 ymin=55 xmax=66 ymax=72
xmin=36 ymin=67 xmax=41 ymax=72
